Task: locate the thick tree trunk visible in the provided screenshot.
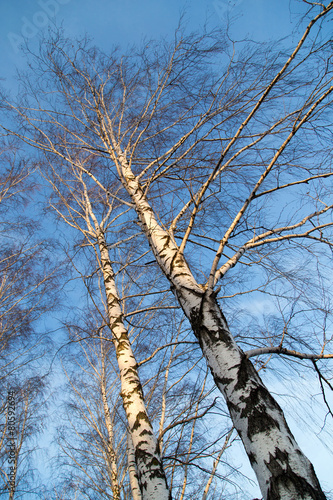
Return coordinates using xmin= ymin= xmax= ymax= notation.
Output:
xmin=120 ymin=161 xmax=326 ymax=500
xmin=178 ymin=287 xmax=326 ymax=500
xmin=98 ymin=232 xmax=170 ymax=500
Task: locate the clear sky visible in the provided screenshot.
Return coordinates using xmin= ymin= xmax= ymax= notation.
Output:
xmin=1 ymin=0 xmax=332 ymax=497
xmin=1 ymin=0 xmax=308 ymax=90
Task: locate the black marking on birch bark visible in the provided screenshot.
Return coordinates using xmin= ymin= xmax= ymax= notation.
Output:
xmin=116 ymin=341 xmax=130 ymax=354
xmin=117 ymin=332 xmax=128 ymax=340
xmin=234 ymin=354 xmax=263 ymax=391
xmin=173 ymin=271 xmax=192 ymax=279
xmin=198 ymin=318 xmax=234 ymax=350
xmin=135 ymin=447 xmax=171 ymax=497
xmin=195 ymin=293 xmax=235 ymax=348
xmin=123 ymin=366 xmax=140 ymax=377
xmin=169 ymin=246 xmax=183 ymax=274
xmin=122 ymin=384 xmax=144 ymax=403
xmin=214 ymin=374 xmax=234 ymax=386
xmin=111 ymin=317 xmax=124 ymax=329
xmin=104 ymin=274 xmax=115 ymax=283
xmin=231 ymin=356 xmax=291 ymax=442
xmin=132 ymin=411 xmax=150 ymax=431
xmin=139 ymin=428 xmax=153 ymax=437
xmin=246 ymin=402 xmax=281 ymax=442
xmin=265 ymin=449 xmax=326 ymax=500
xmin=161 ymin=234 xmax=171 ymax=248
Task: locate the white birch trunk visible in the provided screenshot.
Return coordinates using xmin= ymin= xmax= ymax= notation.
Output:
xmin=128 ymin=431 xmax=143 ymax=500
xmin=120 ymin=161 xmax=326 ymax=500
xmin=98 ymin=232 xmax=170 ymax=500
xmin=100 ymin=349 xmax=121 ymax=500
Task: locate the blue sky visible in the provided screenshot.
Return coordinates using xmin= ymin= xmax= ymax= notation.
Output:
xmin=1 ymin=0 xmax=308 ymax=91
xmin=1 ymin=0 xmax=332 ymax=497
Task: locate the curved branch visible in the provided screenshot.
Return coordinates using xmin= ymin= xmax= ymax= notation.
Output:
xmin=246 ymin=346 xmax=333 ymax=360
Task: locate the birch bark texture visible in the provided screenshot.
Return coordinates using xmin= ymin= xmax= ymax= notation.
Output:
xmin=5 ymin=1 xmax=333 ymax=497
xmin=97 ymin=231 xmax=170 ymax=500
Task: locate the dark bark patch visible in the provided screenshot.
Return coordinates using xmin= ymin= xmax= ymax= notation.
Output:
xmin=135 ymin=448 xmax=171 ymax=498
xmin=116 ymin=341 xmax=129 ymax=354
xmin=266 ymin=449 xmax=326 ymax=500
xmin=139 ymin=428 xmax=153 ymax=437
xmin=199 ymin=296 xmax=234 ymax=349
xmin=234 ymin=354 xmax=260 ymax=393
xmin=173 ymin=271 xmax=191 ymax=278
xmin=123 ymin=366 xmax=140 ymax=377
xmin=122 ymin=383 xmax=144 ymax=401
xmin=236 ymin=385 xmax=282 ymax=442
xmin=214 ymin=374 xmax=234 ymax=387
xmin=190 ymin=298 xmax=234 ymax=351
xmin=131 ymin=411 xmax=150 ymax=432
xmin=247 ymin=408 xmax=280 ymax=442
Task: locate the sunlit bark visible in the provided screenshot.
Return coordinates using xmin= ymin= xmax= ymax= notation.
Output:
xmin=97 ymin=231 xmax=170 ymax=500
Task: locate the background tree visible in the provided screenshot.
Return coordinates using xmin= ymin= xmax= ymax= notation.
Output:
xmin=0 ymin=137 xmax=59 ymax=499
xmin=55 ymin=323 xmax=127 ymax=500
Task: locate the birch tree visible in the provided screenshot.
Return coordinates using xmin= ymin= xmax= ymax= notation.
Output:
xmin=4 ymin=1 xmax=333 ymax=497
xmin=25 ymin=156 xmax=171 ymax=499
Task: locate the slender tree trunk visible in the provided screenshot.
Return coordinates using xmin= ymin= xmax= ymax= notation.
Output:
xmin=120 ymin=160 xmax=326 ymax=500
xmin=97 ymin=231 xmax=171 ymax=500
xmin=128 ymin=431 xmax=143 ymax=500
xmin=100 ymin=346 xmax=121 ymax=500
